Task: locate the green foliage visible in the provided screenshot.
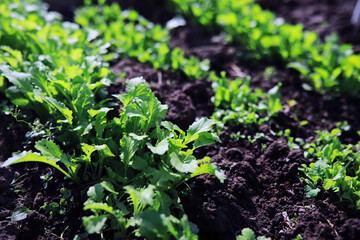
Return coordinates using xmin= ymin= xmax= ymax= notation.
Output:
xmin=10 ymin=206 xmax=31 ymax=222
xmin=211 ymin=72 xmax=282 ymax=131
xmin=0 ymin=1 xmax=224 ymax=238
xmin=171 ymin=0 xmax=360 ymax=98
xmin=81 ymin=80 xmax=223 ymax=239
xmin=75 ymin=2 xmax=282 ymax=135
xmin=75 ymin=3 xmax=209 ymax=80
xmin=236 ymin=228 xmax=270 ymax=240
xmin=3 ymin=74 xmax=223 ymax=238
xmin=301 ymin=129 xmax=360 ymax=209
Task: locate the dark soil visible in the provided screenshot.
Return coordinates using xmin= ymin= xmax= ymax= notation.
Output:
xmin=1 ymin=0 xmax=360 ymax=239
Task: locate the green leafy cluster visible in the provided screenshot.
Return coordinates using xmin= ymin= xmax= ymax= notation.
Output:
xmin=75 ymin=2 xmax=209 ymax=80
xmin=211 ymin=72 xmax=282 ymax=131
xmin=0 ymin=0 xmax=110 ymax=72
xmin=75 ymin=1 xmax=283 ymax=132
xmin=170 ymin=0 xmax=360 ymax=98
xmin=0 ymin=0 xmax=114 ymax=181
xmin=78 ymin=78 xmax=224 ymax=239
xmin=301 ymin=128 xmax=360 ymax=209
xmin=236 ymin=228 xmax=270 ymax=240
xmin=0 ymin=0 xmax=224 ymax=238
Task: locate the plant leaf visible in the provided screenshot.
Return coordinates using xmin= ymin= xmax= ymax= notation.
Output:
xmin=304 ymin=185 xmax=321 ymax=198
xmin=170 ymin=152 xmax=198 ymax=173
xmin=146 ymin=139 xmax=169 ymax=155
xmin=236 ymin=228 xmax=256 ymax=240
xmin=84 ymin=202 xmax=114 ymax=215
xmin=120 ymin=135 xmax=139 ymax=165
xmin=193 ymin=132 xmax=219 ymax=149
xmin=125 ymin=185 xmax=155 ymax=213
xmin=87 ymin=184 xmax=105 ymax=202
xmin=129 ymin=155 xmax=148 ymax=171
xmin=83 ymin=215 xmax=108 ymax=234
xmin=35 ymin=139 xmax=63 ymax=161
xmin=2 ymin=151 xmax=71 ymax=179
xmin=11 ymin=206 xmax=31 ymax=222
xmin=185 ymin=118 xmax=217 ymax=144
xmin=100 ymin=181 xmax=118 ymax=194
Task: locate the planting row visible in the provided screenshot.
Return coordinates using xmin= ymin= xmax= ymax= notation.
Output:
xmin=170 ymin=0 xmax=360 ymax=98
xmin=1 ymin=0 xmax=360 ymax=239
xmin=75 ymin=0 xmax=360 ymax=211
xmin=0 ymin=1 xmax=223 ymax=239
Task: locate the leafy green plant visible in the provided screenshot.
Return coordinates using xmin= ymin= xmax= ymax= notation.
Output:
xmin=277 ymin=129 xmax=305 ymax=150
xmin=0 ymin=1 xmax=224 ymax=238
xmin=2 ymin=75 xmax=224 ymax=239
xmin=211 ymin=72 xmax=282 ymax=131
xmin=74 ymin=1 xmax=284 ymax=136
xmin=75 ymin=2 xmax=209 ymax=80
xmin=301 ymin=128 xmax=360 ymax=209
xmin=80 ymin=78 xmax=224 ymax=239
xmin=236 ymin=228 xmax=270 ymax=240
xmin=170 ymin=0 xmax=360 ymax=98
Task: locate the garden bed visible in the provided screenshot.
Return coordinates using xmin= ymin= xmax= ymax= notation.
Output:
xmin=1 ymin=0 xmax=360 ymax=239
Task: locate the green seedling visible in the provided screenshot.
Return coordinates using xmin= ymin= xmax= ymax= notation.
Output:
xmin=301 ymin=128 xmax=360 ymax=209
xmin=211 ymin=72 xmax=282 ymax=132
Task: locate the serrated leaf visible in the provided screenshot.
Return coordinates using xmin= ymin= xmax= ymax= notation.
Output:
xmin=94 ymin=144 xmax=115 ymax=158
xmin=126 ymin=77 xmax=146 ymax=91
xmin=11 ymin=206 xmax=31 ymax=222
xmin=0 ymin=65 xmax=32 ymax=92
xmin=34 ymin=89 xmax=73 ymax=124
xmin=185 ymin=118 xmax=217 ymax=144
xmin=35 ymin=139 xmax=62 ymax=161
xmin=43 ymin=96 xmax=73 ymax=124
xmin=323 ymin=179 xmax=337 ymax=190
xmin=237 ymin=228 xmax=256 ymax=240
xmin=125 ymin=185 xmax=155 ymax=214
xmin=1 ymin=46 xmax=23 ymax=66
xmin=168 ymin=138 xmax=187 ymax=149
xmin=83 ymin=215 xmax=107 ymax=234
xmin=84 ymin=202 xmax=114 ymax=214
xmin=146 ymin=94 xmax=168 ymax=129
xmin=88 ymin=107 xmax=112 ymax=117
xmin=120 ymin=135 xmax=139 ymax=165
xmin=146 ymin=139 xmax=169 ymax=155
xmin=81 ymin=143 xmax=96 ymax=160
xmin=213 ymin=163 xmax=226 ymax=183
